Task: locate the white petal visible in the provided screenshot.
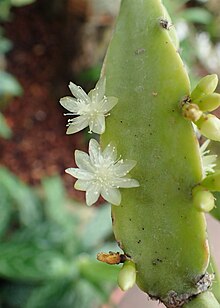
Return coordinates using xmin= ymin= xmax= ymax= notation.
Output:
xmin=95 ymin=77 xmax=106 ymax=99
xmin=103 ymin=142 xmax=117 ymax=162
xmin=203 ymin=155 xmax=217 ymax=173
xmin=99 ymin=96 xmax=118 ymax=113
xmin=75 ymin=150 xmax=94 ymax=172
xmin=89 ymin=139 xmax=101 ymax=165
xmin=60 ymin=96 xmax=78 ymax=112
xmin=101 ymin=187 xmax=121 ymax=205
xmin=66 ymin=116 xmax=88 ymax=134
xmin=113 ymin=178 xmax=140 ymax=188
xmin=86 ymin=183 xmax=101 ymax=206
xmin=200 ymin=139 xmax=210 ymax=154
xmin=69 ymin=82 xmax=90 ymax=103
xmin=74 ymin=179 xmax=90 ymax=191
xmin=88 ymin=77 xmax=106 ymax=103
xmin=90 ymin=114 xmax=105 ymax=134
xmin=114 ymin=160 xmax=137 ymax=177
xmin=65 ymin=168 xmax=94 ymax=181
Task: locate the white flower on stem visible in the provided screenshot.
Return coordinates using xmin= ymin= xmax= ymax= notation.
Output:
xmin=60 ymin=77 xmax=118 ymax=134
xmin=65 ymin=139 xmax=140 ymax=206
xmin=200 ymin=139 xmax=217 ymax=178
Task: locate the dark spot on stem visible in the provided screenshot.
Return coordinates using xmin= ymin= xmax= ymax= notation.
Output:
xmin=152 ymin=258 xmax=163 ymax=265
xmin=135 ymin=48 xmax=146 ymax=55
xmin=142 ymin=227 xmax=145 ymax=231
xmin=137 ymin=240 xmax=141 ymax=244
xmin=111 ymin=213 xmax=115 ymax=225
xmin=159 ymin=18 xmax=172 ymax=30
xmin=129 ymin=218 xmax=132 ymax=222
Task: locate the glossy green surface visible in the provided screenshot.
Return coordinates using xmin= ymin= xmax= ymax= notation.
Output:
xmin=101 ymin=0 xmax=210 ymax=302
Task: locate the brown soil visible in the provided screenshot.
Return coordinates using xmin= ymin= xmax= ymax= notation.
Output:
xmin=0 ymin=0 xmax=91 ymax=200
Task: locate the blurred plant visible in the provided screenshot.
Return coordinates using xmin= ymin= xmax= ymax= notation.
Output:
xmin=0 ymin=168 xmax=119 ymax=308
xmin=0 ymin=0 xmax=37 ymax=138
xmin=162 ymin=0 xmax=220 ymax=87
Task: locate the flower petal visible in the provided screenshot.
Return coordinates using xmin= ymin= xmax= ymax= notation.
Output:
xmin=90 ymin=114 xmax=105 ymax=134
xmin=89 ymin=139 xmax=101 ymax=165
xmin=113 ymin=178 xmax=140 ymax=188
xmin=60 ymin=96 xmax=79 ymax=113
xmin=75 ymin=150 xmax=94 ymax=172
xmin=74 ymin=179 xmax=90 ymax=191
xmin=65 ymin=168 xmax=94 ymax=180
xmin=95 ymin=77 xmax=106 ymax=100
xmin=200 ymin=139 xmax=210 ymax=155
xmin=66 ymin=116 xmax=88 ymax=134
xmin=99 ymin=96 xmax=118 ymax=113
xmin=114 ymin=160 xmax=137 ymax=177
xmin=101 ymin=187 xmax=121 ymax=205
xmin=88 ymin=77 xmax=106 ymax=103
xmin=69 ymin=82 xmax=90 ymax=103
xmin=202 ymin=155 xmax=217 ymax=174
xmin=86 ymin=182 xmax=101 ymax=206
xmin=103 ymin=142 xmax=117 ymax=162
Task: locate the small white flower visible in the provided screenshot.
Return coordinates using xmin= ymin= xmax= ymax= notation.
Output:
xmin=60 ymin=77 xmax=118 ymax=134
xmin=200 ymin=139 xmax=217 ymax=178
xmin=65 ymin=139 xmax=140 ymax=206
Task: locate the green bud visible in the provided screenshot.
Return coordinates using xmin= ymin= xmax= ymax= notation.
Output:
xmin=118 ymin=260 xmax=136 ymax=291
xmin=192 ymin=186 xmax=215 ymax=212
xmin=193 ymin=93 xmax=220 ymax=112
xmin=191 ymin=74 xmax=218 ymax=101
xmin=195 ymin=114 xmax=220 ymax=141
xmin=201 ymin=171 xmax=220 ymax=192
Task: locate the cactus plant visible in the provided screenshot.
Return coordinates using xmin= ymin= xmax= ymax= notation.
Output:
xmin=61 ymin=0 xmax=220 ymax=307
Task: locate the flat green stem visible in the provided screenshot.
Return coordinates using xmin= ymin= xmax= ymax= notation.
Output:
xmin=183 ymin=292 xmax=220 ymax=308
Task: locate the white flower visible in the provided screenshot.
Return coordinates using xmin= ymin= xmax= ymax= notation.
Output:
xmin=200 ymin=139 xmax=217 ymax=178
xmin=65 ymin=139 xmax=140 ymax=206
xmin=60 ymin=77 xmax=118 ymax=134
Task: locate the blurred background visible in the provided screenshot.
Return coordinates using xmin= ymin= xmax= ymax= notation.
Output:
xmin=0 ymin=0 xmax=220 ymax=307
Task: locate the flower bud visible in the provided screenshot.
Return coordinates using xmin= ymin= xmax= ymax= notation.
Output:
xmin=192 ymin=186 xmax=215 ymax=212
xmin=182 ymin=103 xmax=202 ymax=122
xmin=118 ymin=260 xmax=136 ymax=291
xmin=201 ymin=171 xmax=220 ymax=192
xmin=193 ymin=93 xmax=220 ymax=112
xmin=191 ymin=74 xmax=218 ymax=101
xmin=195 ymin=114 xmax=220 ymax=141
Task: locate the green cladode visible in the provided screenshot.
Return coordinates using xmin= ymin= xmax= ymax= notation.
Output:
xmin=100 ymin=0 xmax=220 ymax=306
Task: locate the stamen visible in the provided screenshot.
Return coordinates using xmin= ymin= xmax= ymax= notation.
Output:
xmin=64 ymin=113 xmax=75 ymax=116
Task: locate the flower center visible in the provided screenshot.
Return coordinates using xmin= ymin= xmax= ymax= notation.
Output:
xmin=94 ymin=165 xmax=115 ymax=187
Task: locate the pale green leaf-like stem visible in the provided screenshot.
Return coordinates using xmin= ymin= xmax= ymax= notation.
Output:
xmin=100 ymin=0 xmax=218 ymax=306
